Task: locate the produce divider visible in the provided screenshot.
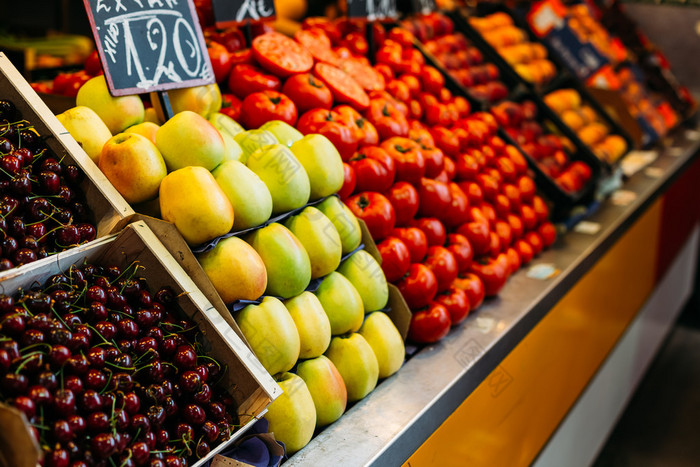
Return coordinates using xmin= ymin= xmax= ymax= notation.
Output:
xmin=0 ymin=402 xmax=40 ymax=467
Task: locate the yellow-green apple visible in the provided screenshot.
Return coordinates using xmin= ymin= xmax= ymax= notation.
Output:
xmin=245 ymin=223 xmax=311 ymax=298
xmin=315 ymin=272 xmax=364 ymax=335
xmin=56 ymin=106 xmax=112 ymax=163
xmin=124 ymin=121 xmax=159 ymax=145
xmin=359 ymin=312 xmax=404 ymax=378
xmin=290 ymin=134 xmax=344 ymax=200
xmin=212 ymin=160 xmax=272 ymax=230
xmin=220 ymin=131 xmax=244 ymax=163
xmin=265 ymin=372 xmax=316 ymax=455
xmin=325 ymin=333 xmax=379 ymax=402
xmin=155 ymin=110 xmax=225 ymax=171
xmin=149 ymin=83 xmax=222 ymax=120
xmin=260 ymin=120 xmax=304 ymax=147
xmin=284 ymin=292 xmax=331 ymax=359
xmin=337 ymin=250 xmax=389 ymax=312
xmin=246 ymin=144 xmax=310 ymax=215
xmin=76 ymin=75 xmax=144 ymax=134
xmin=98 ymin=133 xmax=167 ymax=204
xmin=284 ymin=207 xmax=341 ymax=279
xmin=296 ymin=355 xmax=347 ymax=427
xmin=144 ymin=107 xmax=161 ymax=124
xmin=209 ymin=111 xmax=244 ymax=138
xmin=197 ymin=236 xmax=267 ymax=303
xmin=159 ymin=166 xmax=234 ymax=245
xmin=317 ymin=196 xmax=362 ymax=254
xmin=234 ymin=129 xmax=278 ymax=164
xmin=235 ymin=297 xmax=300 ymax=376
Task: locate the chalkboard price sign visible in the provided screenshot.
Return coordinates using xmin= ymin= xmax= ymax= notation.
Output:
xmin=212 ymin=0 xmax=276 ymax=27
xmin=347 ymin=0 xmax=398 ymax=20
xmin=83 ymin=0 xmax=214 ymax=96
xmin=411 ymin=0 xmax=436 ymax=15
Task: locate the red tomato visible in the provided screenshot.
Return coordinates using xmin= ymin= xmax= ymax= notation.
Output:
xmin=444 ymin=182 xmax=470 ymax=229
xmin=515 ymin=239 xmax=534 ymax=265
xmin=507 ymin=213 xmax=524 ymax=241
xmin=480 ymin=202 xmax=498 ymax=229
xmin=502 ymin=183 xmax=522 ymax=212
xmin=84 ymin=49 xmax=102 ymax=76
xmin=220 ymin=93 xmax=242 ymax=122
xmin=458 ymin=181 xmax=484 ymax=206
xmin=424 ymin=246 xmax=459 ymax=292
xmin=476 ymin=173 xmax=500 ymax=202
xmin=228 ymin=64 xmax=281 ymax=100
xmin=333 ymin=105 xmax=379 ymax=147
xmin=377 ymin=237 xmax=411 ymax=283
xmin=399 ymin=74 xmax=422 ymax=97
xmin=346 ymin=192 xmax=396 ymax=241
xmin=207 ymin=40 xmax=233 ymax=83
xmin=443 ymin=157 xmax=456 ymax=181
xmin=229 ymin=49 xmax=254 ymax=66
xmin=494 ymin=220 xmax=513 ymax=250
xmin=420 ymin=146 xmax=445 ymax=179
xmin=455 ymin=153 xmax=480 ymax=181
xmin=505 ymin=247 xmax=522 ymax=275
xmin=52 ymin=73 xmax=72 ymax=95
xmin=428 ymin=126 xmax=461 ymax=157
xmin=366 ymin=98 xmax=410 ymax=140
xmin=294 ymin=28 xmax=340 ymax=66
xmin=397 ymin=263 xmax=438 ymax=310
xmin=338 ymin=163 xmax=356 ymax=200
xmin=252 ymin=32 xmax=314 ymax=77
xmin=281 ymin=73 xmax=333 ymax=114
xmin=532 ymin=195 xmax=550 ymax=225
xmin=452 ymin=273 xmax=485 ymax=310
xmin=349 ymin=146 xmax=396 ymax=192
xmin=374 ymin=64 xmax=395 ymax=82
xmin=386 ymin=79 xmax=411 ymax=103
xmin=517 ymin=175 xmax=536 ymax=204
xmin=392 ymin=227 xmax=428 ymax=263
xmin=420 ymin=66 xmax=446 ymax=95
xmin=488 ymin=231 xmax=502 ymax=257
xmin=297 ymin=109 xmax=359 ymax=160
xmin=494 ymin=193 xmax=511 ymax=219
xmin=240 ymin=91 xmax=297 ymax=129
xmin=408 ymin=303 xmax=451 ymax=344
xmin=385 ymin=181 xmax=419 ymax=226
xmin=538 ymin=221 xmax=557 ymax=248
xmin=63 ymin=73 xmax=90 ymax=97
xmin=445 ymin=233 xmax=473 ymax=273
xmin=208 ymin=26 xmax=246 ymax=53
xmin=380 ymin=137 xmax=426 ymax=185
xmin=519 ymin=204 xmax=538 ymax=231
xmin=314 ymin=62 xmax=370 ymax=111
xmin=457 ymin=220 xmax=490 ymax=257
xmin=410 ymin=217 xmax=446 ymax=247
xmin=417 ymin=178 xmax=451 ymax=220
xmin=469 ymin=256 xmax=508 ymax=297
xmin=525 ymin=231 xmax=544 ymax=256
xmin=435 ymin=287 xmax=470 ymax=325
xmin=505 ymin=145 xmax=529 ymax=175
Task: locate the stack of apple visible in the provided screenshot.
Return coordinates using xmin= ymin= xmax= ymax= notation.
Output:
xmin=400 ymin=13 xmax=509 ymax=103
xmin=544 ymin=89 xmax=628 ymax=164
xmin=490 ymin=100 xmax=594 ymax=193
xmin=469 ymin=12 xmax=557 ymax=86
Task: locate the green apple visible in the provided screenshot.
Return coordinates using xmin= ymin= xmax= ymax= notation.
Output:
xmin=98 ymin=132 xmax=167 ymax=204
xmin=76 ymin=75 xmax=144 ymax=134
xmin=245 ymin=223 xmax=311 ymax=298
xmin=284 ymin=292 xmax=331 ymax=359
xmin=296 ymin=355 xmax=347 ymax=427
xmin=56 ymin=106 xmax=112 ymax=164
xmin=337 ymin=250 xmax=389 ymax=312
xmin=290 ymin=134 xmax=344 ymax=200
xmin=209 ymin=111 xmax=244 ymax=138
xmin=314 ymin=272 xmax=364 ymax=335
xmin=197 ymin=236 xmax=267 ymax=303
xmin=246 ymin=144 xmax=310 ymax=215
xmin=159 ymin=166 xmax=234 ymax=245
xmin=236 ymin=297 xmax=300 ymax=376
xmin=219 ymin=131 xmax=244 ymax=163
xmin=260 ymin=120 xmax=303 ymax=148
xmin=155 ymin=110 xmax=225 ymax=171
xmin=284 ymin=207 xmax=341 ymax=279
xmin=316 ymin=196 xmax=362 ymax=255
xmin=124 ymin=121 xmax=159 ymax=145
xmin=233 ymin=129 xmax=277 ymax=164
xmin=359 ymin=312 xmax=404 ymax=379
xmin=265 ymin=372 xmax=316 ymax=455
xmin=325 ymin=333 xmax=379 ymax=402
xmin=213 ymin=160 xmax=272 ymax=230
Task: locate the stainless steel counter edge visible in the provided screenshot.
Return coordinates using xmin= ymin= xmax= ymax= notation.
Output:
xmin=286 ymin=126 xmax=700 ymax=467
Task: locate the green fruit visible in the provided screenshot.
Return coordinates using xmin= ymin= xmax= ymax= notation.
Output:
xmin=315 ymin=272 xmax=364 ymax=335
xmin=337 ymin=250 xmax=389 ymax=312
xmin=290 ymin=134 xmax=344 ymax=200
xmin=359 ymin=312 xmax=405 ymax=378
xmin=296 ymin=356 xmax=347 ymax=427
xmin=325 ymin=333 xmax=379 ymax=402
xmin=285 ymin=207 xmax=342 ymax=279
xmin=213 ymin=160 xmax=273 ymax=230
xmin=317 ymin=196 xmax=362 ymax=254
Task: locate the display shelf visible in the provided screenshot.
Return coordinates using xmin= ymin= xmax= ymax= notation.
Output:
xmin=286 ymin=122 xmax=700 ymax=466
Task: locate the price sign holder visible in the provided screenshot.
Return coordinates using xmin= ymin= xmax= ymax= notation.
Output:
xmin=82 ymin=1 xmax=215 ymax=121
xmin=212 ymin=0 xmax=276 ymax=35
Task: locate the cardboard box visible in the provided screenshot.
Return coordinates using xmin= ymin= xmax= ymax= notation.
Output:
xmin=0 ymin=221 xmax=281 ymax=466
xmin=0 ymin=52 xmax=134 ymax=276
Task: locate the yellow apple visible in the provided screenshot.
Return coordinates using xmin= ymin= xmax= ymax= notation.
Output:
xmin=98 ymin=133 xmax=166 ymax=204
xmin=209 ymin=112 xmax=244 ymax=139
xmin=265 ymin=372 xmax=316 ymax=455
xmin=149 ymin=83 xmax=222 ymax=120
xmin=325 ymin=333 xmax=379 ymax=402
xmin=284 ymin=292 xmax=331 ymax=359
xmin=284 ymin=206 xmax=342 ymax=279
xmin=220 ymin=131 xmax=244 ymax=163
xmin=290 ymin=134 xmax=344 ymax=200
xmin=124 ymin=121 xmax=159 ymax=145
xmin=296 ymin=355 xmax=347 ymax=427
xmin=337 ymin=250 xmax=389 ymax=312
xmin=314 ymin=272 xmax=364 ymax=335
xmin=233 ymin=129 xmax=277 ymax=164
xmin=212 ymin=160 xmax=272 ymax=231
xmin=56 ymin=106 xmax=112 ymax=164
xmin=155 ymin=110 xmax=225 ymax=171
xmin=359 ymin=312 xmax=404 ymax=379
xmin=316 ymin=196 xmax=362 ymax=254
xmin=197 ymin=236 xmax=267 ymax=303
xmin=76 ymin=75 xmax=144 ymax=134
xmin=143 ymin=107 xmax=161 ymax=124
xmin=159 ymin=166 xmax=234 ymax=245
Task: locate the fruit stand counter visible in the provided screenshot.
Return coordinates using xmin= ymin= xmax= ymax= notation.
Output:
xmin=286 ymin=123 xmax=700 ymax=466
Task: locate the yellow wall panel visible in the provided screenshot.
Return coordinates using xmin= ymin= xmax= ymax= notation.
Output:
xmin=406 ymin=200 xmax=662 ymax=467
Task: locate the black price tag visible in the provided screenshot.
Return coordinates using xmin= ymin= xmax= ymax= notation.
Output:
xmin=348 ymin=0 xmax=398 ymax=20
xmin=212 ymin=0 xmax=276 ymax=27
xmin=83 ymin=0 xmax=214 ymax=96
xmin=411 ymin=0 xmax=436 ymax=14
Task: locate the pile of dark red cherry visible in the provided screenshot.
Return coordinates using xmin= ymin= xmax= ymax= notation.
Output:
xmin=0 ymin=261 xmax=238 ymax=467
xmin=0 ymin=99 xmax=96 ymax=271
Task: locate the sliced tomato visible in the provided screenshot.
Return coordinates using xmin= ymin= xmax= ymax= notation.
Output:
xmin=252 ymin=32 xmax=314 ymax=77
xmin=294 ymin=28 xmax=341 ymax=66
xmin=340 ymin=59 xmax=386 ymax=92
xmin=314 ymin=63 xmax=370 ymax=111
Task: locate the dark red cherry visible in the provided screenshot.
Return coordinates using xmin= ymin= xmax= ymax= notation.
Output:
xmin=52 ymin=419 xmax=74 ymax=443
xmin=64 ymin=375 xmax=83 ymax=394
xmin=201 ymin=420 xmax=219 ymax=443
xmin=86 ymin=411 xmax=110 ymax=431
xmin=173 ymin=345 xmax=197 ymax=370
xmin=122 ymin=392 xmax=141 ymax=415
xmin=90 ymin=432 xmax=117 ymax=459
xmin=12 ymin=395 xmax=35 ymax=419
xmin=28 ymin=385 xmax=52 ymax=405
xmin=179 ymin=371 xmax=202 ymax=392
xmin=183 ymin=403 xmax=206 ymax=425
xmin=38 ymin=170 xmax=60 ymax=194
xmin=56 ymin=225 xmax=80 ymax=246
xmin=53 ymin=388 xmax=76 ymax=416
xmin=2 ymin=313 xmax=26 ymax=335
xmin=67 ymin=414 xmax=86 ymax=435
xmin=36 ymin=370 xmax=58 ymax=390
xmin=81 ymin=389 xmax=103 ymax=412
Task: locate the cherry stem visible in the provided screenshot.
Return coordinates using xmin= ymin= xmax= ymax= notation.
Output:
xmin=13 ymin=351 xmax=43 ymax=373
